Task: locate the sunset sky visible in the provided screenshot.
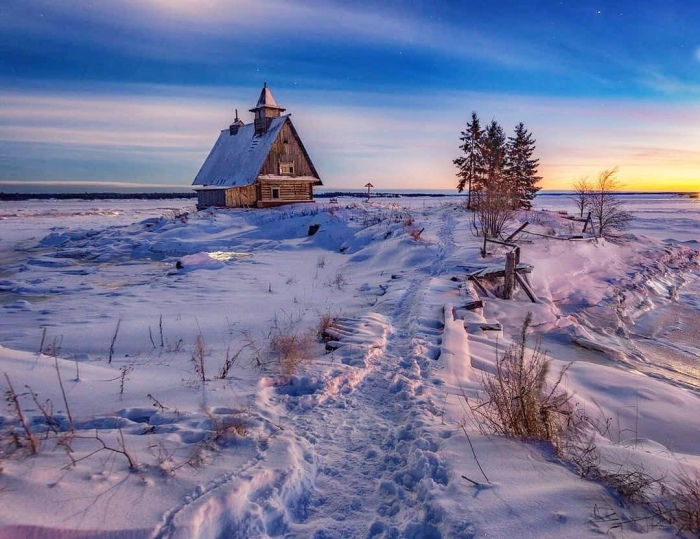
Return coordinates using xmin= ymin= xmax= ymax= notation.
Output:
xmin=1 ymin=0 xmax=698 ymax=192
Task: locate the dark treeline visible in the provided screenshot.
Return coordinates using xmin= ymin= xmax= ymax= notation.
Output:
xmin=317 ymin=191 xmax=460 ymax=199
xmin=0 ymin=192 xmax=198 ymax=201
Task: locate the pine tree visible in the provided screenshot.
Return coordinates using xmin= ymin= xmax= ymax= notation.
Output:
xmin=506 ymin=122 xmax=542 ymax=210
xmin=481 ymin=119 xmax=508 ymax=190
xmin=453 ymin=112 xmax=485 ymax=209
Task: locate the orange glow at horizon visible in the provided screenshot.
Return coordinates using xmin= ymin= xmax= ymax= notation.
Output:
xmin=540 ymin=163 xmax=700 ymax=192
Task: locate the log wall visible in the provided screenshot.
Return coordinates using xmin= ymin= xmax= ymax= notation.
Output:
xmin=259 ymin=121 xmax=317 ymax=178
xmin=225 ymin=185 xmax=257 ymax=207
xmin=197 ymin=185 xmax=258 ymax=209
xmin=257 ymin=180 xmax=314 ymax=207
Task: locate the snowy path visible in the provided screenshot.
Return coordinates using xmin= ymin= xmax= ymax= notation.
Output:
xmin=154 ymin=205 xmax=468 ymax=538
xmin=285 ymin=206 xmax=463 ymax=537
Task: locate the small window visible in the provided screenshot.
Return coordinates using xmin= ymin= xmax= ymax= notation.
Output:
xmin=271 ymin=187 xmax=281 ymax=199
xmin=280 ymin=162 xmax=294 ymax=175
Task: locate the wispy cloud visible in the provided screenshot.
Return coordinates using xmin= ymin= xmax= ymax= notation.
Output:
xmin=640 ymin=71 xmax=700 ymax=96
xmin=2 ymin=82 xmax=698 ymax=190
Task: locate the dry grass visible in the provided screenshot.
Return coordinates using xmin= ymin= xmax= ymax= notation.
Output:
xmin=469 ymin=313 xmax=575 ymax=450
xmin=3 ymin=373 xmax=38 ymax=455
xmin=328 ymin=271 xmax=348 ymax=290
xmin=470 ymin=315 xmax=700 ymax=536
xmin=208 ymin=414 xmax=249 ymax=443
xmin=316 ymin=313 xmax=336 ymax=343
xmin=408 ymin=226 xmax=424 ymax=241
xmin=268 ymin=329 xmax=316 ymax=376
xmin=191 ymin=333 xmax=207 ymax=382
xmin=656 ymin=472 xmax=700 ymax=535
xmin=218 ymin=343 xmax=250 ymax=379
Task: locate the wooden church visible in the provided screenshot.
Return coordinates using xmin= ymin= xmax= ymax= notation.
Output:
xmin=192 ymin=84 xmax=322 ymax=208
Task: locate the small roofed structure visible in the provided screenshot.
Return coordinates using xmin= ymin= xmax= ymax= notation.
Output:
xmin=192 ymin=83 xmax=322 ymax=209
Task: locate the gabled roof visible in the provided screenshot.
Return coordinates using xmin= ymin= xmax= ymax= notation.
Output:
xmin=193 ymin=116 xmax=287 ymax=188
xmin=192 ymin=115 xmax=322 ymax=189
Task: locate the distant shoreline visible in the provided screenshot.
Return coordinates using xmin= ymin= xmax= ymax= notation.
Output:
xmin=0 ymin=192 xmax=198 ymax=201
xmin=0 ymin=190 xmax=694 ymax=202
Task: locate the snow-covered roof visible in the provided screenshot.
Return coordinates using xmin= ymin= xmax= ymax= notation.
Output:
xmin=257 ymin=174 xmax=320 ymax=182
xmin=192 ymin=116 xmax=288 ymax=188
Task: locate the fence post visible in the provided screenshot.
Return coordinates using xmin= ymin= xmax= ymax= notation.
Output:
xmin=504 ymin=251 xmax=516 ymax=299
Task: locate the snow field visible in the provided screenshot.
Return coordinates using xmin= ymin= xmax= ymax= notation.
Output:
xmin=0 ymin=194 xmax=698 ymax=537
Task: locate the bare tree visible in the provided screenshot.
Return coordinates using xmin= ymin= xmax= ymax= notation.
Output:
xmin=472 ymin=176 xmax=515 ymax=239
xmin=571 ymin=176 xmax=593 ymax=218
xmin=588 ymin=167 xmax=633 ymax=238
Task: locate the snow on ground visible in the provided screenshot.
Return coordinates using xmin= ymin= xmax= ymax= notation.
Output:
xmin=0 ymin=194 xmax=698 ymax=538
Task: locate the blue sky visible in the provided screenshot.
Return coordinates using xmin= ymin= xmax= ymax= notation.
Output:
xmin=1 ymin=0 xmax=698 ymax=191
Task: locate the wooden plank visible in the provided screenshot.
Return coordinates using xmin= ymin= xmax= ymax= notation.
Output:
xmin=520 ymin=230 xmax=597 ymax=241
xmin=504 ymin=221 xmax=529 ymax=242
xmin=461 ymin=300 xmax=483 ymax=311
xmin=484 ymin=238 xmax=517 ymax=248
xmin=469 ymin=276 xmax=494 ymax=298
xmin=563 ymin=216 xmax=588 ymax=222
xmin=468 ymin=264 xmax=534 ymax=279
xmin=480 ymin=322 xmax=502 ymax=332
xmin=515 ymin=272 xmax=538 ymax=303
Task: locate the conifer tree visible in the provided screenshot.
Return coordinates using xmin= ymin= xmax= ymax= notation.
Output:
xmin=506 ymin=122 xmax=541 ymax=210
xmin=481 ymin=119 xmax=508 ymax=189
xmin=453 ymin=112 xmax=485 ymax=209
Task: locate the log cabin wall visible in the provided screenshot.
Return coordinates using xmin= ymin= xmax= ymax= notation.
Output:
xmin=259 ymin=121 xmax=315 ymax=178
xmin=257 ymin=180 xmax=314 ymax=207
xmin=224 ymin=185 xmax=257 ymax=207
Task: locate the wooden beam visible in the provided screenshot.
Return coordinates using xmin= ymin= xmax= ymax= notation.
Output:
xmin=484 ymin=238 xmax=517 ymax=248
xmin=515 ymin=272 xmax=538 ymax=303
xmin=462 ymin=300 xmax=483 ymax=311
xmin=468 ymin=264 xmax=534 ymax=279
xmin=504 ymin=222 xmax=529 ymax=243
xmin=480 ymin=322 xmax=502 ymax=332
xmin=469 ymin=276 xmax=494 ymax=298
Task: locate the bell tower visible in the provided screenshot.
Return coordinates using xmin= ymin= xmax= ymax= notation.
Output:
xmin=250 ymin=83 xmax=286 ymax=135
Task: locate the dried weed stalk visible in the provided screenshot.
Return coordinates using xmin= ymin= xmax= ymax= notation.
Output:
xmin=191 ymin=333 xmax=207 ymax=383
xmin=268 ymin=329 xmax=316 ymax=376
xmin=3 ymin=373 xmax=37 ymax=454
xmin=469 ymin=313 xmax=575 ymax=450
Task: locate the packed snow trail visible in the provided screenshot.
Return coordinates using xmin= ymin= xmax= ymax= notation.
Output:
xmin=282 ymin=207 xmax=466 ymax=537
xmin=153 ymin=204 xmax=470 ymax=538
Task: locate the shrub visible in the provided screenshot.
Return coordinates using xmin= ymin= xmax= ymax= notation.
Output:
xmin=469 ymin=313 xmax=574 ymax=450
xmin=268 ymin=330 xmax=316 ymax=376
xmin=471 ymin=180 xmax=515 ymax=239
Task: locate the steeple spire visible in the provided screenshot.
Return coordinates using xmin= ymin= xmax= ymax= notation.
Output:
xmin=250 ymin=83 xmax=286 ymax=114
xmin=250 ymin=83 xmax=286 ymax=134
